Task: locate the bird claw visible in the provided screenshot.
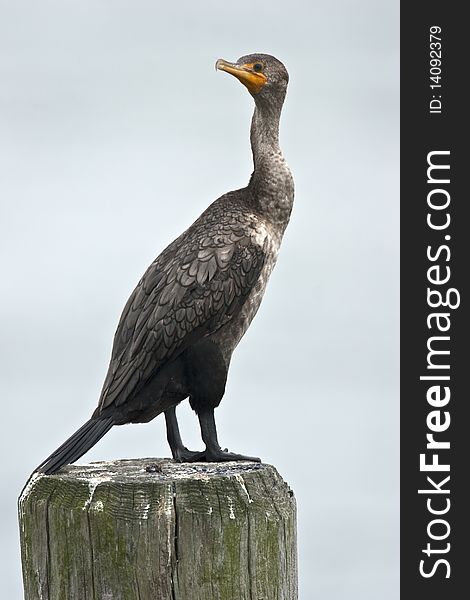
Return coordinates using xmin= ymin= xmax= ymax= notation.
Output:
xmin=172 ymin=447 xmax=205 ymax=462
xmin=209 ymin=450 xmax=261 ymax=463
xmin=180 ymin=448 xmax=261 ymax=463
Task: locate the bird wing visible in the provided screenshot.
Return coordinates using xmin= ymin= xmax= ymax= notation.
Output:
xmin=97 ymin=221 xmax=266 ymax=411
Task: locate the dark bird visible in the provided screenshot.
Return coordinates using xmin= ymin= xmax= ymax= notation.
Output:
xmin=36 ymin=53 xmax=294 ymax=475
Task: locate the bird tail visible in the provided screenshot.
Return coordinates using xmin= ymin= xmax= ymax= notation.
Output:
xmin=35 ymin=417 xmax=114 ymax=475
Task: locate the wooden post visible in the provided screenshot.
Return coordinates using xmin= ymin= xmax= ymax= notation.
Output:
xmin=19 ymin=459 xmax=297 ymax=600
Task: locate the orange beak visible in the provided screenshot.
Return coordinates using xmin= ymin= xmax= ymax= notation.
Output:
xmin=216 ymin=59 xmax=267 ymax=95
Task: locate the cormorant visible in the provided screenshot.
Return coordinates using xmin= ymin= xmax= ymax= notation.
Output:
xmin=36 ymin=53 xmax=294 ymax=475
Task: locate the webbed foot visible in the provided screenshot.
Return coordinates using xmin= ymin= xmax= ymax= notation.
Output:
xmin=205 ymin=448 xmax=261 ymax=462
xmin=172 ymin=447 xmax=205 ymax=462
xmin=182 ymin=448 xmax=261 ymax=463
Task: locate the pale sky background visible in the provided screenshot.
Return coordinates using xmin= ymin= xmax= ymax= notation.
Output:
xmin=0 ymin=1 xmax=399 ymax=598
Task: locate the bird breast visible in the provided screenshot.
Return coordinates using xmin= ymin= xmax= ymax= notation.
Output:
xmin=253 ymin=154 xmax=294 ymax=230
xmin=210 ymin=215 xmax=284 ymax=363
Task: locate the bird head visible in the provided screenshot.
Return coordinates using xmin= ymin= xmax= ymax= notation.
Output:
xmin=216 ymin=53 xmax=288 ymax=102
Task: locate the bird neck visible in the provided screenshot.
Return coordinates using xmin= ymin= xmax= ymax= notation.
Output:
xmin=248 ymin=98 xmax=293 ymax=227
xmin=250 ymin=101 xmax=282 ymax=170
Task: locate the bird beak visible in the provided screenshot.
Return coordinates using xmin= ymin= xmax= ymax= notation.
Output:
xmin=216 ymin=59 xmax=267 ymax=95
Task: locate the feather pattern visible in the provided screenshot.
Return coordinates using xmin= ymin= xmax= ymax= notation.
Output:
xmin=97 ymin=193 xmax=267 ymax=411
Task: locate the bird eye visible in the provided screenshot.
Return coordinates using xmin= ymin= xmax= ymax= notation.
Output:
xmin=253 ymin=63 xmax=263 ymax=72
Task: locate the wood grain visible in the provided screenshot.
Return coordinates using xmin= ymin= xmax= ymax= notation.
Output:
xmin=19 ymin=459 xmax=297 ymax=600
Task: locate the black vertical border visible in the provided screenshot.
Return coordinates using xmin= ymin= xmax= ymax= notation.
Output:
xmin=401 ymin=3 xmax=467 ymax=599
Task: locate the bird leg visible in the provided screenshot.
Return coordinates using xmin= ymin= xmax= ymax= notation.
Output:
xmin=164 ymin=406 xmax=202 ymax=462
xmin=194 ymin=408 xmax=261 ymax=463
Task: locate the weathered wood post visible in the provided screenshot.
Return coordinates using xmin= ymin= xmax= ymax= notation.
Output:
xmin=19 ymin=459 xmax=297 ymax=599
